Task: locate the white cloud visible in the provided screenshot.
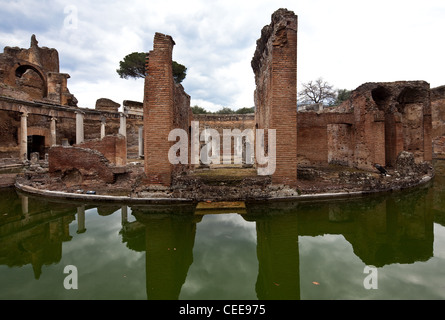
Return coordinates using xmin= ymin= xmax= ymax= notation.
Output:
xmin=1 ymin=0 xmax=445 ymax=110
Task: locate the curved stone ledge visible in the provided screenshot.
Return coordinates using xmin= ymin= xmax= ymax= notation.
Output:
xmin=15 ymin=172 xmax=434 ymax=205
xmin=15 ymin=181 xmax=193 ymax=204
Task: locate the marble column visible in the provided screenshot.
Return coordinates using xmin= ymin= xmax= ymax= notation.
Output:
xmin=50 ymin=117 xmax=57 ymax=146
xmin=20 ymin=111 xmax=28 ymax=161
xmin=76 ymin=205 xmax=86 ymax=234
xmin=21 ymin=194 xmax=29 ymax=216
xmin=100 ymin=117 xmax=106 ymax=139
xmin=119 ymin=112 xmax=127 ymax=137
xmin=75 ymin=111 xmax=84 ymax=144
xmin=121 ymin=205 xmax=128 ymax=226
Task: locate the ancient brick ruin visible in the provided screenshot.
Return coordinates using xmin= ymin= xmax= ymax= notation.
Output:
xmin=143 ymin=33 xmax=192 ymax=187
xmin=0 ymin=8 xmax=441 ymax=200
xmin=298 ymin=81 xmax=433 ymax=170
xmin=0 ymin=35 xmax=77 ymax=106
xmin=251 ymin=9 xmax=298 ymax=187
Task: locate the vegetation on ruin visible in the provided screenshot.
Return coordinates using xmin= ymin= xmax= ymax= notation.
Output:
xmin=334 ymin=89 xmax=352 ymax=105
xmin=116 ymin=52 xmax=187 ymax=84
xmin=298 ymin=77 xmax=352 ymax=107
xmin=298 ymin=77 xmax=337 ymax=105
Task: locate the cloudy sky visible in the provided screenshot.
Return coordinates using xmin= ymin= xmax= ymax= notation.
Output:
xmin=1 ymin=0 xmax=445 ymax=112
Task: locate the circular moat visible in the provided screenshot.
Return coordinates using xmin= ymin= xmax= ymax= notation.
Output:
xmin=0 ymin=159 xmax=444 ymax=300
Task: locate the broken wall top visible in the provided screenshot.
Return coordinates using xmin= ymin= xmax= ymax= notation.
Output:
xmin=1 ymin=34 xmax=59 ymax=74
xmin=251 ymin=8 xmax=298 ymax=75
xmin=350 ymin=81 xmax=431 ymax=115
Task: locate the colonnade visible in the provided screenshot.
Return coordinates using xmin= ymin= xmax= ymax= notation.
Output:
xmin=19 ymin=108 xmax=144 ymax=161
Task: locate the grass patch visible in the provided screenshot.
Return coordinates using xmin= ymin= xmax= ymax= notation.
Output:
xmin=191 ymin=168 xmax=258 ymax=185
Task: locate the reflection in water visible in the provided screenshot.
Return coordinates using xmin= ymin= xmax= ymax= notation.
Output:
xmin=0 ymin=189 xmax=75 ymax=280
xmin=131 ymin=207 xmax=196 ymax=300
xmin=0 ymin=161 xmax=444 ymax=299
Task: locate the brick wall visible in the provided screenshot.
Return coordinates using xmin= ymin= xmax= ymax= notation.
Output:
xmin=75 ymin=134 xmax=127 ymax=166
xmin=252 ymin=9 xmax=298 ymax=186
xmin=48 ymin=145 xmax=115 ymax=184
xmin=297 ymin=81 xmax=432 ymax=170
xmin=143 ymin=33 xmax=192 ymax=186
xmin=431 ymin=86 xmax=445 ymax=158
xmin=173 ymin=82 xmax=192 ymax=174
xmin=297 ymin=112 xmax=354 ymax=165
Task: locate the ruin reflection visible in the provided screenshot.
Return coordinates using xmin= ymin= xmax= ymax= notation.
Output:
xmin=0 ymin=179 xmax=441 ymax=299
xmin=0 ymin=189 xmax=75 ymax=279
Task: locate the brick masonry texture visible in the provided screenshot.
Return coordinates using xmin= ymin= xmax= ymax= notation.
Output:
xmin=74 ymin=134 xmax=127 ymax=166
xmin=298 ymin=81 xmax=433 ymax=170
xmin=48 ymin=145 xmax=115 ymax=184
xmin=143 ymin=33 xmax=192 ymax=186
xmin=252 ymin=8 xmax=298 ymax=187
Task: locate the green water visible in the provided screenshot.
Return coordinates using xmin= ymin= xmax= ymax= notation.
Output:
xmin=1 ymin=161 xmax=445 ymax=300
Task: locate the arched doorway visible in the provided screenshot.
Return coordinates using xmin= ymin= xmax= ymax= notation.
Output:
xmin=14 ymin=64 xmax=47 ymax=100
xmin=27 ymin=135 xmax=45 ymax=160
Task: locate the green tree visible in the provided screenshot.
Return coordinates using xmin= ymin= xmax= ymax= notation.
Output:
xmin=215 ymin=107 xmax=235 ymax=114
xmin=172 ymin=61 xmax=187 ymax=84
xmin=116 ymin=52 xmax=146 ymax=79
xmin=116 ymin=52 xmax=187 ymax=84
xmin=334 ymin=89 xmax=352 ymax=105
xmin=235 ymin=107 xmax=255 ymax=114
xmin=191 ymin=105 xmax=209 ymax=114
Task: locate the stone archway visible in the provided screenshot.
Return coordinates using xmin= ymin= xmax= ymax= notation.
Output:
xmin=14 ymin=64 xmax=47 ymax=100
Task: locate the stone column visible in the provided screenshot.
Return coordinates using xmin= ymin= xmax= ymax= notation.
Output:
xmin=100 ymin=117 xmax=106 ymax=139
xmin=50 ymin=117 xmax=57 ymax=146
xmin=76 ymin=205 xmax=86 ymax=234
xmin=21 ymin=194 xmax=29 ymax=216
xmin=75 ymin=111 xmax=84 ymax=144
xmin=138 ymin=126 xmax=144 ymax=158
xmin=119 ymin=112 xmax=127 ymax=137
xmin=121 ymin=205 xmax=128 ymax=226
xmin=20 ymin=111 xmax=28 ymax=161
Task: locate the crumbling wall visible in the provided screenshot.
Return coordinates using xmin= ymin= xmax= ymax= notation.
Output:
xmin=0 ymin=110 xmax=20 ymax=158
xmin=431 ymin=85 xmax=445 ymax=158
xmin=143 ymin=33 xmax=192 ymax=186
xmin=0 ymin=35 xmax=77 ymax=106
xmin=74 ymin=134 xmax=127 ymax=166
xmin=327 ymin=123 xmax=354 ymax=166
xmin=95 ymin=98 xmax=120 ymax=113
xmin=297 ymin=112 xmax=354 ymax=166
xmin=297 ymin=81 xmax=432 ymax=171
xmin=252 ymin=8 xmax=298 ymax=186
xmin=353 ymin=81 xmax=432 ymax=169
xmin=48 ymin=146 xmax=116 ymax=184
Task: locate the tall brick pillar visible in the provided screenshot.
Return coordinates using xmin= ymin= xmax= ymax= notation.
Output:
xmin=252 ymin=9 xmax=298 ymax=187
xmin=143 ymin=33 xmax=175 ymax=186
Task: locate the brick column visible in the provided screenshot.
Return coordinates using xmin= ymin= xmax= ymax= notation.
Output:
xmin=143 ymin=33 xmax=175 ymax=186
xmin=138 ymin=126 xmax=144 ymax=158
xmin=270 ymin=22 xmax=298 ymax=186
xmin=252 ymin=9 xmax=298 ymax=187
